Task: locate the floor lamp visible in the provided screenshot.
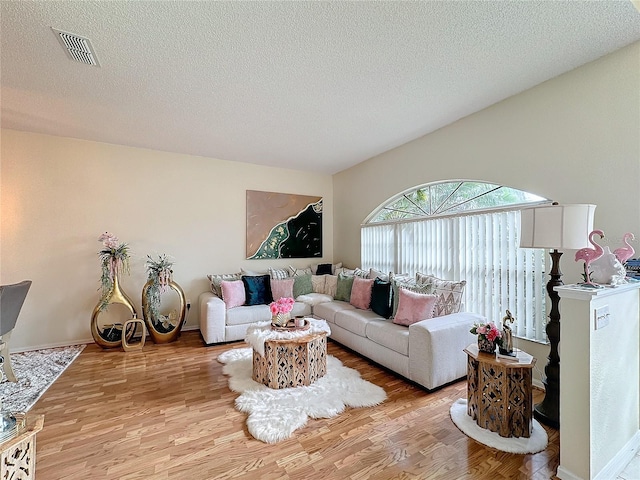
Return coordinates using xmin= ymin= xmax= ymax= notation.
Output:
xmin=519 ymin=203 xmax=596 ymax=429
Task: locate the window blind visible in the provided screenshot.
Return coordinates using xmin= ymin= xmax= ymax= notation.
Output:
xmin=361 ymin=210 xmax=547 ymax=342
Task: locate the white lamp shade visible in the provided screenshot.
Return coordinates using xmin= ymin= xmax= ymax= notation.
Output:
xmin=520 ymin=204 xmax=596 ymax=250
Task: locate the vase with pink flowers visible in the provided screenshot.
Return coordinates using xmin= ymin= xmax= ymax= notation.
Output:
xmin=270 ymin=297 xmax=295 ymax=327
xmin=470 ymin=321 xmax=503 ymax=354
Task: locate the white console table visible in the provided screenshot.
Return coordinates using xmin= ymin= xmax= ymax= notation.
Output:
xmin=556 ymin=282 xmax=640 ymax=480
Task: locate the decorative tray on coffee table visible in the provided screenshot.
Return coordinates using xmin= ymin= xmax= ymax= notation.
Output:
xmin=270 ymin=318 xmax=310 ymax=332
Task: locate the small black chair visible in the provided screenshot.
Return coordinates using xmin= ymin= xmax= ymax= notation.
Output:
xmin=0 ymin=280 xmax=32 ymax=382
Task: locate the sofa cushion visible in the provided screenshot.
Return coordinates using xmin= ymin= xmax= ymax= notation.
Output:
xmin=242 ymin=275 xmax=273 ymax=306
xmin=350 ymin=277 xmax=373 ymax=310
xmin=207 ymin=272 xmax=242 ymax=297
xmin=415 ymin=273 xmax=466 ymax=316
xmin=220 ymin=280 xmax=246 ymax=309
xmin=370 ymin=278 xmax=393 ymax=319
xmin=334 ymin=308 xmax=381 ymax=337
xmin=313 ymin=300 xmax=354 ymax=323
xmin=292 ymin=273 xmax=313 ymax=297
xmin=296 ymin=293 xmax=333 ymax=306
xmin=226 ymin=304 xmax=271 ymax=326
xmin=366 ymin=320 xmax=410 ymax=355
xmin=393 ymin=289 xmax=438 ymax=326
xmin=271 ymin=278 xmax=294 ymax=301
xmin=335 ymin=274 xmax=354 ymax=302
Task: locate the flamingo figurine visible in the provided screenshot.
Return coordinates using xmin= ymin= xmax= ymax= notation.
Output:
xmin=614 ymin=233 xmax=635 ymax=265
xmin=575 ymin=229 xmax=605 ymax=286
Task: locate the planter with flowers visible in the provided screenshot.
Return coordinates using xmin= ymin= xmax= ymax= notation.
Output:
xmin=91 ymin=232 xmax=138 ymax=349
xmin=470 ymin=321 xmax=503 ymax=354
xmin=269 ymin=297 xmax=296 ymax=328
xmin=142 ymin=254 xmax=187 ymax=344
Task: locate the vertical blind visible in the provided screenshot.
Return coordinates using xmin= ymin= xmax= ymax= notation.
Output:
xmin=361 ymin=210 xmax=547 ymax=342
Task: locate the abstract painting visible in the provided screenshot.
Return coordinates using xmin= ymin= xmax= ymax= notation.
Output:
xmin=246 ymin=190 xmax=322 ymax=259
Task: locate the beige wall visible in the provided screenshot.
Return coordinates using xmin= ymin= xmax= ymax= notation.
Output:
xmin=1 ymin=131 xmax=333 ymax=350
xmin=333 ymin=42 xmax=640 ymax=372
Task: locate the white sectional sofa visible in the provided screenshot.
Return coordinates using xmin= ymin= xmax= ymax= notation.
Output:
xmin=313 ymin=300 xmax=482 ymax=390
xmin=199 ymin=289 xmax=483 ymax=391
xmin=198 ymin=291 xmax=311 ymax=344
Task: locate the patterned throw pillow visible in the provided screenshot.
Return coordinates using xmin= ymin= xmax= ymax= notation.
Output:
xmin=353 ymin=267 xmax=369 ymax=278
xmin=207 ymin=273 xmax=242 ymax=297
xmin=270 ymin=278 xmax=295 ymax=301
xmin=268 ymin=267 xmax=290 ymax=280
xmin=220 ymin=280 xmax=246 ymax=309
xmin=323 ymin=275 xmax=338 ymax=297
xmin=289 ymin=265 xmax=313 ymax=277
xmin=415 ymin=273 xmax=466 ymax=316
xmin=393 ymin=289 xmax=438 ymax=326
xmin=335 ymin=274 xmax=355 ymax=302
xmin=350 ymin=277 xmax=374 ymax=310
xmin=311 ymin=275 xmax=326 ymax=293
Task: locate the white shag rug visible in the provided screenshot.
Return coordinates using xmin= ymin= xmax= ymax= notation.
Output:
xmin=218 ymin=347 xmax=387 ymax=444
xmin=0 ymin=345 xmax=85 ymax=412
xmin=450 ymin=398 xmax=548 ymax=454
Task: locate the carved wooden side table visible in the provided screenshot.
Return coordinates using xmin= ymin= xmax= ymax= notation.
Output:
xmin=252 ymin=331 xmax=327 ymax=389
xmin=0 ymin=414 xmax=44 ymax=480
xmin=464 ymin=343 xmax=536 ymax=438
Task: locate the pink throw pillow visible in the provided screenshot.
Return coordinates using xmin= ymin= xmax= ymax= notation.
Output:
xmin=350 ymin=277 xmax=374 ymax=310
xmin=221 ymin=280 xmax=246 ymax=309
xmin=270 ymin=278 xmax=295 ymax=301
xmin=393 ymin=288 xmax=438 ymax=326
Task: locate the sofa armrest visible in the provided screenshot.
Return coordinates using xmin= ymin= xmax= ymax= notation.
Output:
xmin=199 ymin=292 xmax=227 ymax=344
xmin=408 ymin=312 xmax=484 ymax=390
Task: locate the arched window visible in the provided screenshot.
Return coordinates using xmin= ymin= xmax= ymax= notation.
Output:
xmin=361 ymin=180 xmax=550 ymax=343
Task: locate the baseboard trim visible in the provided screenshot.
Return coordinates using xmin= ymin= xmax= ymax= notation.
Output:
xmin=556 ymin=466 xmax=582 ymax=480
xmin=594 ymin=430 xmax=640 ymax=480
xmin=12 ymin=326 xmax=201 ymax=353
xmin=12 ymin=337 xmax=95 ymax=353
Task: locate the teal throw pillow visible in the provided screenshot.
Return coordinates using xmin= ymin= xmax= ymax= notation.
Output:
xmin=242 ymin=275 xmax=273 ymax=306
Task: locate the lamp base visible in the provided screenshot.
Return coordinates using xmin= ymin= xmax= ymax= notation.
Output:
xmin=533 ymin=378 xmax=559 ymax=429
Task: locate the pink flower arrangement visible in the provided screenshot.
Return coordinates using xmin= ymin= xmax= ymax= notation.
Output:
xmin=470 ymin=321 xmax=503 ymax=343
xmin=269 ymin=297 xmax=295 ymax=316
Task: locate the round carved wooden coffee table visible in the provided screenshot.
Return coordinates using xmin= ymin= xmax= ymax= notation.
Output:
xmin=252 ymin=331 xmax=327 ymax=389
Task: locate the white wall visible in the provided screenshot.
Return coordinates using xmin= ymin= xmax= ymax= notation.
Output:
xmin=0 ymin=131 xmax=333 ymax=350
xmin=333 ymin=42 xmax=640 ymax=374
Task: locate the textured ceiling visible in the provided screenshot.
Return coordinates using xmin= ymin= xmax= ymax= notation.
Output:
xmin=1 ymin=1 xmax=639 ymax=174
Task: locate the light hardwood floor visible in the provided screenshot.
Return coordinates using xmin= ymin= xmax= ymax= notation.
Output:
xmin=30 ymin=331 xmax=559 ymax=479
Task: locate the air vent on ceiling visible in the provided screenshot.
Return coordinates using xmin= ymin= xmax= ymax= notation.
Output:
xmin=52 ymin=28 xmax=100 ymax=66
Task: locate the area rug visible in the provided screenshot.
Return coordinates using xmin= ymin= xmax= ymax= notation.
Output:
xmin=450 ymin=398 xmax=548 ymax=454
xmin=0 ymin=344 xmax=85 ymax=412
xmin=217 ymin=347 xmax=387 ymax=444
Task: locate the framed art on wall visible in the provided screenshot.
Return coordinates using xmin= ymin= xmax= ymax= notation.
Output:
xmin=246 ymin=190 xmax=322 ymax=259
